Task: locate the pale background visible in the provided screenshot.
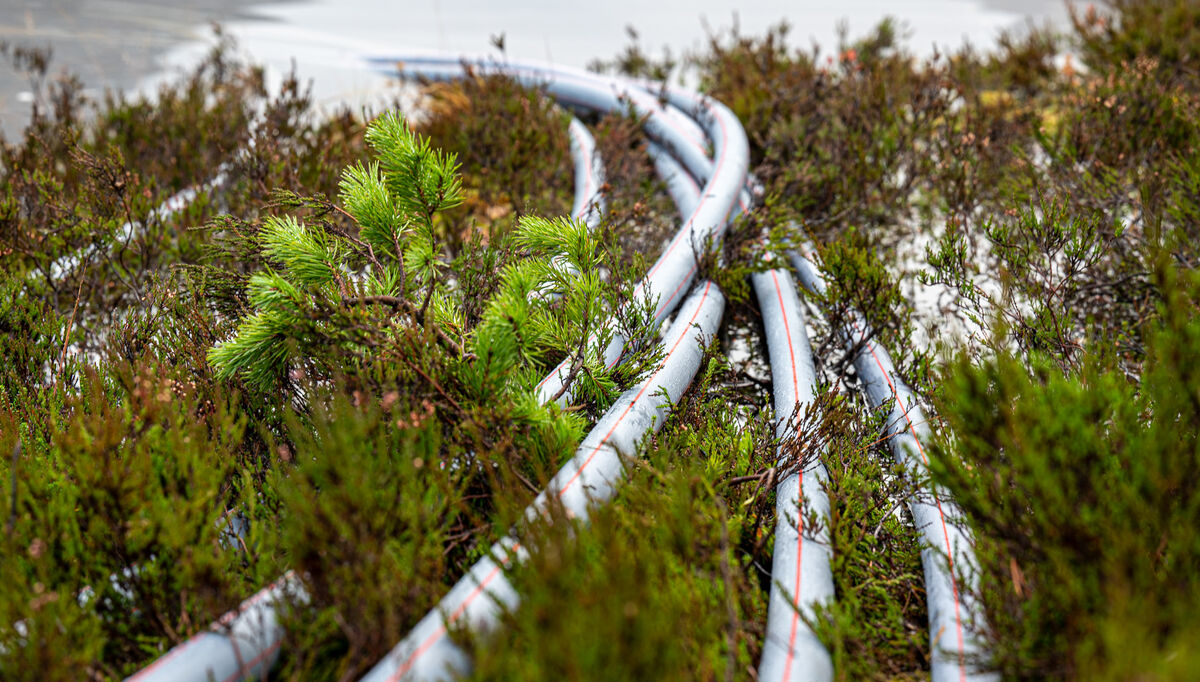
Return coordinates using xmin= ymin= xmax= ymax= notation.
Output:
xmin=0 ymin=0 xmax=1072 ymax=137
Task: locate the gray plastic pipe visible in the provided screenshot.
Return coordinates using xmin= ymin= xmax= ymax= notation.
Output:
xmin=648 ymin=141 xmax=701 ymax=219
xmin=788 ymin=245 xmax=996 ymax=682
xmin=649 ymin=132 xmax=834 ymax=682
xmin=368 ymin=57 xmax=748 ymax=406
xmin=567 ymin=117 xmax=605 ymax=230
xmin=125 ymin=114 xmax=610 ymax=682
xmin=360 ymin=280 xmax=726 ymax=682
xmin=751 ymin=268 xmax=836 ymax=682
xmin=125 ymin=572 xmax=304 ymax=682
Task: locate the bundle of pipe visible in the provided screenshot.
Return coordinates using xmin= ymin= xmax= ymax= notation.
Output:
xmin=646 ymin=123 xmax=836 ymax=682
xmin=366 ymin=55 xmax=749 ymax=407
xmin=789 ymin=244 xmax=996 ymax=682
xmin=360 ymin=280 xmax=725 ymax=682
xmin=750 ymin=267 xmax=837 ymax=682
xmin=649 ymin=103 xmax=992 ymax=679
xmin=125 ymin=113 xmax=610 ymax=682
xmin=348 ymin=55 xmax=749 ymax=682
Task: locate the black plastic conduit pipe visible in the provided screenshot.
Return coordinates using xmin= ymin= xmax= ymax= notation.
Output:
xmin=788 ymin=244 xmax=996 ymax=682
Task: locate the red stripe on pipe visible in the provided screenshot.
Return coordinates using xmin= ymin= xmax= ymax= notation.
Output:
xmin=385 ymin=550 xmax=518 ymax=682
xmin=850 ymin=317 xmax=966 ymax=682
xmin=126 ymin=571 xmax=297 ymax=681
xmin=770 ymin=269 xmax=806 ymax=682
xmin=387 ymin=280 xmax=714 ymax=682
xmin=557 ymin=280 xmax=712 ymax=494
xmin=221 ymin=637 xmax=283 ymax=682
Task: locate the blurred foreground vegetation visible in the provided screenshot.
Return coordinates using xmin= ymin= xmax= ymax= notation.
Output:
xmin=3 ymin=1 xmax=1200 ymax=679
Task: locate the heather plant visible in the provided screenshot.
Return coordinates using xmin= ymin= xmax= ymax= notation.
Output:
xmin=928 ymin=263 xmax=1200 ymax=680
xmin=461 ymin=349 xmax=774 ymax=681
xmin=0 ymin=40 xmax=664 ymax=677
xmin=0 ymin=360 xmax=279 ymax=680
xmin=804 ymin=391 xmax=929 ymax=681
xmin=264 ymin=395 xmax=462 ymax=680
xmin=188 ymin=104 xmax=681 ymax=677
xmin=6 ymin=1 xmax=1200 ymax=680
xmin=416 ymin=70 xmax=573 ymax=240
xmin=205 ymin=109 xmax=655 ymax=416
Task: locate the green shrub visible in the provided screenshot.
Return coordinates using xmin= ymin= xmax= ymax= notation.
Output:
xmin=930 ymin=265 xmax=1200 ymax=680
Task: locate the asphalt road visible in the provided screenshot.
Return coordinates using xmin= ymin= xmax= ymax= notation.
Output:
xmin=0 ymin=0 xmax=284 ymax=139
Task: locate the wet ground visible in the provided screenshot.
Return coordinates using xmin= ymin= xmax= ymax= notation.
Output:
xmin=0 ymin=0 xmax=1069 ymax=140
xmin=0 ymin=0 xmax=285 ymax=138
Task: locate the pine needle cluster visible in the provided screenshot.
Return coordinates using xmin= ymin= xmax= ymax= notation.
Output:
xmin=206 ymin=110 xmax=650 ymax=414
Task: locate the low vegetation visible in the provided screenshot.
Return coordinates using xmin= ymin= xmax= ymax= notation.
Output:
xmin=2 ymin=1 xmax=1199 ymax=679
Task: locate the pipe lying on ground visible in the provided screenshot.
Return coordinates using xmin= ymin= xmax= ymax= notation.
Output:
xmin=751 ymin=268 xmax=836 ymax=682
xmin=648 ymin=126 xmax=835 ymax=681
xmin=371 ymin=56 xmax=716 ymax=196
xmin=366 ymin=56 xmax=749 ymax=406
xmin=125 ymin=113 xmax=610 ymax=682
xmin=360 ymin=280 xmax=726 ymax=682
xmin=788 ymin=244 xmax=996 ymax=682
xmin=568 ymin=117 xmax=605 ymax=230
xmin=125 ymin=572 xmax=304 ymax=682
xmin=45 ymin=171 xmax=228 ymax=282
xmin=647 ymin=141 xmax=701 ymax=219
xmin=647 ymin=101 xmax=986 ymax=680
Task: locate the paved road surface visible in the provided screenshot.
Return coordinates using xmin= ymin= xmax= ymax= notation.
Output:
xmin=0 ymin=0 xmax=284 ymax=139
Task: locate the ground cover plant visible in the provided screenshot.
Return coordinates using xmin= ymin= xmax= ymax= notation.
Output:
xmin=3 ymin=0 xmax=1200 ymax=679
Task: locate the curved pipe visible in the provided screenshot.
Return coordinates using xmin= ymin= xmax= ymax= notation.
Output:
xmin=788 ymin=245 xmax=996 ymax=682
xmin=751 ymin=268 xmax=836 ymax=682
xmin=368 ymin=55 xmax=717 ymax=189
xmin=567 ymin=117 xmax=605 ymax=230
xmin=125 ymin=113 xmax=613 ymax=682
xmin=360 ymin=280 xmax=726 ymax=682
xmin=649 ymin=131 xmax=834 ymax=681
xmin=647 ymin=141 xmax=701 ymax=220
xmin=369 ymin=56 xmax=748 ymax=406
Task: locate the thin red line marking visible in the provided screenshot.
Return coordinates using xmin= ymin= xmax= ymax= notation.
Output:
xmin=129 ymin=572 xmax=296 ymax=680
xmin=555 ymin=281 xmax=712 ymax=496
xmin=653 ymin=264 xmax=698 ymax=320
xmin=848 ymin=315 xmax=967 ymax=682
xmin=388 ymin=281 xmax=714 ymax=681
xmin=223 ymin=636 xmax=284 ymax=682
xmin=385 ymin=550 xmax=518 ymax=682
xmin=769 ymin=271 xmax=805 ymax=681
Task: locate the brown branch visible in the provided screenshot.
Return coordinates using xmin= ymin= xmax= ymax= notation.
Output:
xmin=726 ymin=472 xmax=769 ymax=487
xmin=394 ymin=351 xmax=463 ymax=413
xmin=6 ymin=438 xmax=20 ymax=534
xmin=346 ymin=295 xmax=470 ymax=359
xmin=548 ymin=312 xmax=592 ymax=404
xmin=59 ymin=275 xmax=86 ymax=377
